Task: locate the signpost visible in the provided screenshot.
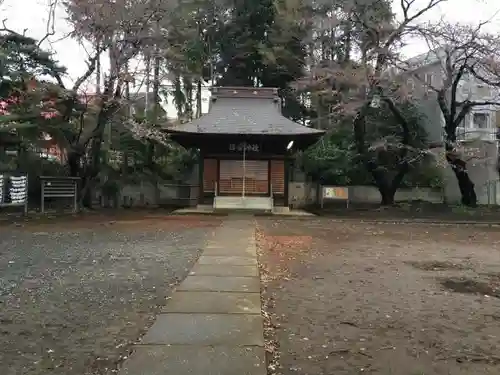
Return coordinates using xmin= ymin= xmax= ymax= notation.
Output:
xmin=0 ymin=174 xmax=29 ymax=215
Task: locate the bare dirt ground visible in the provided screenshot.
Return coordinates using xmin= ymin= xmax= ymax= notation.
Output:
xmin=257 ymin=218 xmax=500 ymax=375
xmin=0 ymin=214 xmax=221 ymax=375
xmin=311 ymin=201 xmax=500 ymax=222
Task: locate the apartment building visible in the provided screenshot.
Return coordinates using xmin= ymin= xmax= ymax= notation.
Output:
xmin=402 ymin=49 xmax=500 ymax=204
xmin=403 ymin=49 xmax=500 ymax=142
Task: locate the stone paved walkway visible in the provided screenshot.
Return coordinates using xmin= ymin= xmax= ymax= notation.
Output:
xmin=119 ymin=218 xmax=265 ymax=375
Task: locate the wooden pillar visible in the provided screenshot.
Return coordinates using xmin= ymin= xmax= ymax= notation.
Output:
xmin=198 ymin=150 xmax=204 ymax=205
xmin=216 ymin=158 xmax=220 ymax=196
xmin=284 ymin=157 xmax=291 ymax=208
xmin=267 ymin=159 xmax=272 ymax=196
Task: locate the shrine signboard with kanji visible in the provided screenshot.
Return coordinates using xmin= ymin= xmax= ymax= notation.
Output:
xmin=228 ymin=143 xmax=260 ymax=152
xmin=0 ymin=174 xmax=28 ymax=214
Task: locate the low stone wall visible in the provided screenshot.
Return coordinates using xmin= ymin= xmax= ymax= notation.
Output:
xmin=96 ymin=182 xmax=199 ymax=208
xmin=288 ymin=181 xmax=318 ymax=208
xmin=95 ymin=181 xmax=447 ymax=208
xmin=348 ymin=185 xmax=443 ymax=204
xmin=288 ymin=182 xmax=444 ymax=207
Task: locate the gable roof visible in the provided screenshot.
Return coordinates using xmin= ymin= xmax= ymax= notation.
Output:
xmin=166 ymin=87 xmax=324 ymax=136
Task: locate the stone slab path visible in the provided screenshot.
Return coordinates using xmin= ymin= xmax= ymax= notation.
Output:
xmin=119 ymin=218 xmax=266 ymax=375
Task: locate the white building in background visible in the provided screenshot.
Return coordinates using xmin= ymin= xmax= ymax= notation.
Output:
xmin=161 ymin=79 xmax=212 ymax=120
xmin=402 ymin=49 xmax=500 ymax=143
xmin=128 ymin=78 xmax=212 ymax=121
xmin=401 ymin=49 xmax=500 ymax=204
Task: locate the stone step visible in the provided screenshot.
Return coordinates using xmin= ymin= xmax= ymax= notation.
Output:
xmin=119 ymin=346 xmax=266 ymax=375
xmin=162 ymin=291 xmax=261 ymax=314
xmin=214 ymin=196 xmax=273 ymax=211
xmin=140 ymin=313 xmax=264 ymax=346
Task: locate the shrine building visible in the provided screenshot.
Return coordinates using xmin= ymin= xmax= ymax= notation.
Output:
xmin=167 ymin=86 xmax=325 ymax=211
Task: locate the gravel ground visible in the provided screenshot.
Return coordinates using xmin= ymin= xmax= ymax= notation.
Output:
xmin=0 ymin=216 xmax=218 ymax=375
xmin=257 ymin=218 xmax=500 ymax=375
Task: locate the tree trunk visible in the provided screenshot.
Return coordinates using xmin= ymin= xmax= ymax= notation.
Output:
xmin=152 ymin=39 xmax=160 ymax=124
xmin=184 ymin=77 xmax=193 ymax=120
xmin=95 ymin=43 xmax=101 ymax=94
xmin=67 ymin=150 xmax=82 ymax=177
xmin=196 ymin=79 xmax=202 ymax=118
xmin=173 ymin=74 xmax=184 ymax=118
xmin=446 ymin=154 xmax=477 ymax=206
xmin=379 ymin=187 xmax=396 ymax=205
xmin=371 ymin=170 xmax=396 ymax=206
xmin=77 ymin=93 xmax=115 ymax=208
xmin=371 ymin=162 xmax=409 ymax=206
xmin=80 ymin=135 xmax=104 ymax=209
xmin=148 ymin=41 xmax=160 ymax=166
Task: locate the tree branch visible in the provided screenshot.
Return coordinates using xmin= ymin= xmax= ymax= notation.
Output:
xmin=37 ymin=0 xmax=58 ymax=47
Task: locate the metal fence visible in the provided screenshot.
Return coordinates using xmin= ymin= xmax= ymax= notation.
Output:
xmin=477 ymin=179 xmax=500 ymax=205
xmin=40 ymin=176 xmax=80 ymax=213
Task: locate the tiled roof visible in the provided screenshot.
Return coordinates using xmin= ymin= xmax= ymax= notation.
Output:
xmin=166 ymin=87 xmax=324 ymax=136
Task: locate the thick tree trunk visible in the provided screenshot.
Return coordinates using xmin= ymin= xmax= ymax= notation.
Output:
xmin=370 ymin=168 xmax=396 ymax=206
xmin=371 ymin=163 xmax=409 ymax=206
xmin=379 ymin=188 xmax=396 ymax=205
xmin=67 ymin=150 xmax=82 ymax=177
xmin=446 ymin=155 xmax=477 ymax=207
xmin=79 ymin=136 xmax=104 ymax=209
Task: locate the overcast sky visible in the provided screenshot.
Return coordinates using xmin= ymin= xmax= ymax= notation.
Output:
xmin=1 ymin=0 xmax=499 ymax=90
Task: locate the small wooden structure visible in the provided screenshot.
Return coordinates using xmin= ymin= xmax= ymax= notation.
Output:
xmin=166 ymin=87 xmax=324 ymax=210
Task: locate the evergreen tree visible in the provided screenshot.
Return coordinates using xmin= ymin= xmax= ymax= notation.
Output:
xmin=214 ymin=0 xmax=309 ymax=117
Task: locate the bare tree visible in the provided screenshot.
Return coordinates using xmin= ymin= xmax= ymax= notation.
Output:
xmin=50 ymin=0 xmax=176 ymax=205
xmin=402 ymin=21 xmax=500 ymax=206
xmin=1 ymin=0 xmax=59 ymax=43
xmin=298 ymin=0 xmax=447 ymax=204
xmin=353 ymin=0 xmax=451 ymax=204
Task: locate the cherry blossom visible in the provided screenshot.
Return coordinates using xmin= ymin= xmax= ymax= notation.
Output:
xmin=41 ymin=111 xmax=60 ymax=119
xmin=0 ymin=95 xmax=60 ymax=119
xmin=0 ymin=101 xmax=10 ymax=115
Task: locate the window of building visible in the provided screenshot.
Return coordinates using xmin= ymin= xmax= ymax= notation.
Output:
xmin=472 ymin=112 xmax=489 ymax=129
xmin=423 ymin=73 xmax=433 ymax=87
xmin=406 ymin=78 xmax=415 ymax=91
